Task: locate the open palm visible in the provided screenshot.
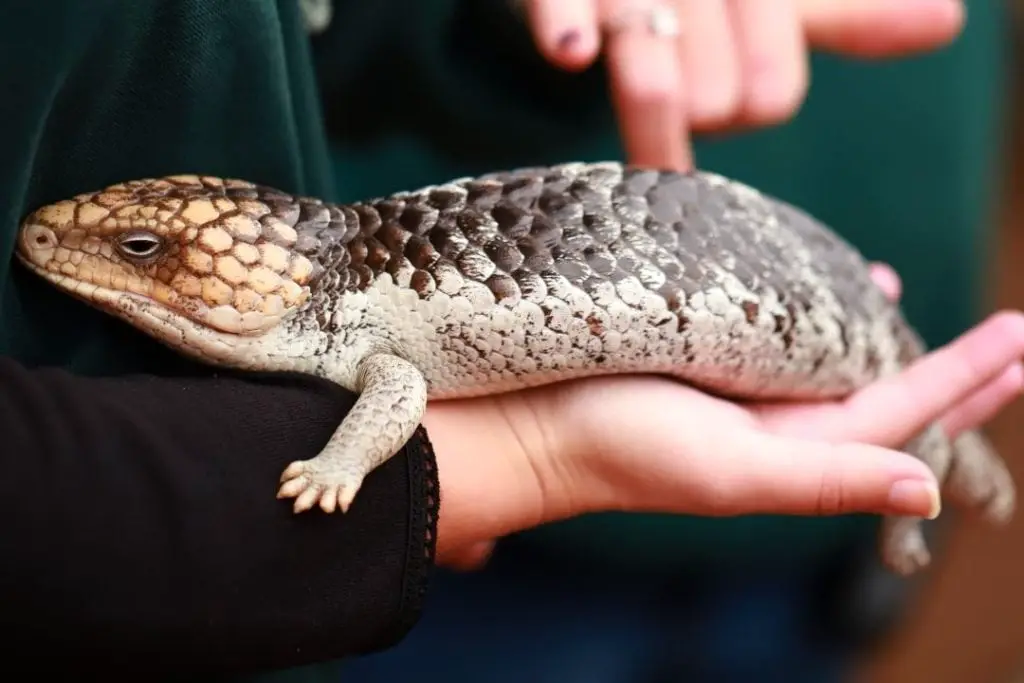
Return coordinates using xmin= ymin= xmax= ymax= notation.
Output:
xmin=558 ymin=312 xmax=1022 ymax=520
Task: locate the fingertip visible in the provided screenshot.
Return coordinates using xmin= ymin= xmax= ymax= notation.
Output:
xmin=888 ymin=478 xmax=942 ymax=520
xmin=986 ymin=309 xmax=1024 ymax=337
xmin=731 ymin=0 xmax=809 ymax=127
xmin=737 ymin=58 xmax=809 ymax=127
xmin=525 ymin=0 xmax=600 ymax=71
xmin=829 ymin=443 xmax=940 ymax=518
xmin=704 ymin=433 xmax=939 ymax=519
xmin=868 ymin=261 xmax=902 ymax=301
xmin=994 ymin=360 xmax=1024 ymax=397
xmin=1009 ymin=360 xmax=1024 ymax=390
xmin=917 ymin=0 xmax=966 ymax=38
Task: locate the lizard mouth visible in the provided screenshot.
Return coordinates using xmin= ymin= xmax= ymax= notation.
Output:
xmin=16 ymin=256 xmax=250 ymax=361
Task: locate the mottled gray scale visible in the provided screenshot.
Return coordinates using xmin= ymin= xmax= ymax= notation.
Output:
xmin=397 ymin=203 xmax=438 ymax=235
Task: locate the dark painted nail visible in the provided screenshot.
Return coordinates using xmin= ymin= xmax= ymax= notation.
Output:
xmin=557 ymin=29 xmax=581 ymax=52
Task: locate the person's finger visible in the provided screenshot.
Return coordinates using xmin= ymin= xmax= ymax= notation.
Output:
xmin=728 ymin=0 xmax=809 ymax=126
xmin=843 ymin=311 xmax=1024 ymax=445
xmin=789 ymin=312 xmax=1024 ymax=447
xmin=799 ymin=0 xmax=964 ymax=58
xmin=868 ymin=261 xmax=902 ymax=302
xmin=523 ymin=0 xmax=601 ymax=71
xmin=940 ymin=361 xmax=1024 ymax=437
xmin=677 ymin=0 xmax=742 ymax=130
xmin=601 ymin=0 xmax=691 ymax=170
xmin=675 ymin=429 xmax=940 ymax=519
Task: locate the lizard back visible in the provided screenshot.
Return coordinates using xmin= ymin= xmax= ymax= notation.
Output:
xmin=16 ymin=162 xmax=910 ymax=400
xmin=292 ymin=162 xmax=909 ymax=399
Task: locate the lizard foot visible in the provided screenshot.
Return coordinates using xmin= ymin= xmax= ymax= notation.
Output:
xmin=880 ymin=516 xmax=932 ymax=576
xmin=945 ymin=431 xmax=1017 ymax=525
xmin=878 ymin=422 xmax=948 ymax=575
xmin=277 ymin=460 xmax=365 ymax=514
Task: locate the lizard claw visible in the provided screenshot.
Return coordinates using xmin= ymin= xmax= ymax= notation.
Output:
xmin=280 ymin=460 xmax=309 ymax=483
xmin=277 ymin=459 xmax=363 ymax=514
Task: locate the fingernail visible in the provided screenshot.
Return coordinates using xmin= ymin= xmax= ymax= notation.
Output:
xmin=557 ymin=29 xmax=581 ymax=52
xmin=889 ymin=480 xmax=942 ymax=519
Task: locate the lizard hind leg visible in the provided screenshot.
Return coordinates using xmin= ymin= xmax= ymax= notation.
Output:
xmin=277 ymin=353 xmax=429 ymax=514
xmin=944 ymin=429 xmax=1017 ymax=525
xmin=878 ymin=422 xmax=952 ymax=576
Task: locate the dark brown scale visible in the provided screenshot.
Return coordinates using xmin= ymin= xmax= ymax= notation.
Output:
xmin=464 ymin=180 xmax=504 ymax=210
xmin=398 ymin=204 xmax=438 ymax=235
xmin=500 ymin=175 xmax=544 ymax=204
xmin=427 ymin=187 xmax=466 ymax=210
xmin=409 ymin=270 xmax=435 ymax=296
xmin=377 ymin=219 xmax=411 ymax=254
xmin=491 ymin=201 xmax=533 ymax=239
xmin=404 ymin=235 xmax=439 ymax=270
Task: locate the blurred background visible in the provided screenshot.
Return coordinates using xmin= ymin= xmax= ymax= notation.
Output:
xmin=854 ymin=5 xmax=1024 ymax=681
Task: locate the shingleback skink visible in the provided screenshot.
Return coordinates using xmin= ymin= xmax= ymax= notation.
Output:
xmin=15 ymin=161 xmax=1016 ymax=576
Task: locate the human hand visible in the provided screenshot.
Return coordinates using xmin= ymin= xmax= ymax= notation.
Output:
xmin=520 ymin=0 xmax=966 ymax=169
xmin=425 ymin=263 xmax=1024 ymax=569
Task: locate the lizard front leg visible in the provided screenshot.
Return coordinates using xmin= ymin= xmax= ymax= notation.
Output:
xmin=277 ymin=353 xmax=429 ymax=514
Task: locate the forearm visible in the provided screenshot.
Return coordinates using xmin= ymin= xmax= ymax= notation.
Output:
xmin=0 ymin=358 xmax=437 ymax=677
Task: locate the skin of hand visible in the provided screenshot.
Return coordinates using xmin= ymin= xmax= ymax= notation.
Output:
xmin=521 ymin=0 xmax=966 ymax=169
xmin=426 ymin=263 xmax=1024 ymax=569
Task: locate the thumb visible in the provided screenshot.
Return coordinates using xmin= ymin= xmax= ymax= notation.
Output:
xmin=668 ymin=430 xmax=942 ymax=519
xmin=800 ymin=0 xmax=965 ymax=57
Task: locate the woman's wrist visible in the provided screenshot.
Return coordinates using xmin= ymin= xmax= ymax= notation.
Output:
xmin=422 ymin=389 xmax=587 ymax=561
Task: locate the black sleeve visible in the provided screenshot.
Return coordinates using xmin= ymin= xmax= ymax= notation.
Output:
xmin=0 ymin=357 xmax=438 ymax=679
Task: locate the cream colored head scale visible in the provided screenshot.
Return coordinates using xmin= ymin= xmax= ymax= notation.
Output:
xmin=16 ymin=175 xmax=318 ymax=364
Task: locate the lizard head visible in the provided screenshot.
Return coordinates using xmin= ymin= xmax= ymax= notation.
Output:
xmin=16 ymin=175 xmax=319 ymax=351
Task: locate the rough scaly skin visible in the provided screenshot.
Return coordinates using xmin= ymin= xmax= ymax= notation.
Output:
xmin=15 ymin=161 xmax=1016 ymax=575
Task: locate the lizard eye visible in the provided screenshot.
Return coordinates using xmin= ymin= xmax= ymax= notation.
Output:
xmin=115 ymin=231 xmax=164 ymax=262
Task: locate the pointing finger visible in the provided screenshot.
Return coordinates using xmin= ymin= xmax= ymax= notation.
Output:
xmin=842 ymin=312 xmax=1024 ymax=447
xmin=601 ymin=0 xmax=691 ymax=170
